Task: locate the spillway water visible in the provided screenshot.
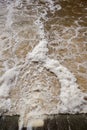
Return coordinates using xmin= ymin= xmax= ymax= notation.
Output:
xmin=0 ymin=0 xmax=87 ymax=129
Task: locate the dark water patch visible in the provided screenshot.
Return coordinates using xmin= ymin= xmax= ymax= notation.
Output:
xmin=37 ymin=114 xmax=87 ymax=130
xmin=0 ymin=114 xmax=87 ymax=130
xmin=22 ymin=114 xmax=87 ymax=130
xmin=0 ymin=115 xmax=19 ymax=130
xmin=67 ymin=114 xmax=87 ymax=130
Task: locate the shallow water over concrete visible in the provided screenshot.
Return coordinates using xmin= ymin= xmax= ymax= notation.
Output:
xmin=0 ymin=115 xmax=19 ymax=130
xmin=0 ymin=114 xmax=87 ymax=130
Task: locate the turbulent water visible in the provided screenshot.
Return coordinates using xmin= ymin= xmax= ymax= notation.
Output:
xmin=0 ymin=0 xmax=87 ymax=129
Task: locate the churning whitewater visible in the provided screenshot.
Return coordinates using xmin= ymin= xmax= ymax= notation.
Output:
xmin=0 ymin=0 xmax=87 ymax=129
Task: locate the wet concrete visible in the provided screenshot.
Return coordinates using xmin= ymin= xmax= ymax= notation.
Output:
xmin=0 ymin=115 xmax=19 ymax=130
xmin=1 ymin=114 xmax=86 ymax=130
xmin=28 ymin=114 xmax=87 ymax=130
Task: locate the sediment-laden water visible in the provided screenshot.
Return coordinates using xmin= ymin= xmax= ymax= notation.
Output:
xmin=0 ymin=0 xmax=87 ymax=129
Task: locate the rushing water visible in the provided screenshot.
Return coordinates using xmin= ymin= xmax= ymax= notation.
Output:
xmin=0 ymin=0 xmax=87 ymax=129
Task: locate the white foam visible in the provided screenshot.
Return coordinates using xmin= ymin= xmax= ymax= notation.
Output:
xmin=26 ymin=35 xmax=87 ymax=113
xmin=45 ymin=0 xmax=61 ymax=12
xmin=27 ymin=119 xmax=44 ymax=128
xmin=0 ymin=68 xmax=17 ymax=97
xmin=19 ymin=2 xmax=87 ymax=123
xmin=27 ymin=40 xmax=48 ymax=62
xmin=44 ymin=58 xmax=87 ymax=113
xmin=0 ymin=98 xmax=11 ymax=114
xmin=15 ymin=0 xmax=22 ymax=7
xmin=6 ymin=2 xmax=13 ymax=28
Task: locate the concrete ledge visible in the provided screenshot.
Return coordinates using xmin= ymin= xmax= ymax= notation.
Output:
xmin=22 ymin=114 xmax=87 ymax=130
xmin=0 ymin=115 xmax=19 ymax=130
xmin=0 ymin=114 xmax=87 ymax=130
